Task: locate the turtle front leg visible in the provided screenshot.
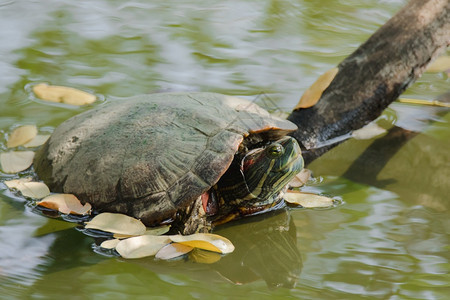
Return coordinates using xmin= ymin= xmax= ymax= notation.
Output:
xmin=170 ymin=195 xmax=212 ymax=235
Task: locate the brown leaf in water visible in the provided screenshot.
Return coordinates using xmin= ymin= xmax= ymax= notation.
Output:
xmin=426 ymin=55 xmax=450 ymax=73
xmin=170 ymin=233 xmax=234 ymax=254
xmin=33 ymin=83 xmax=96 ymax=105
xmin=0 ymin=151 xmax=35 ymax=173
xmin=284 ymin=191 xmax=334 ymax=208
xmin=294 ymin=67 xmax=338 ymax=110
xmin=100 ymin=239 xmax=121 ymax=249
xmin=155 ymin=243 xmax=194 ymax=260
xmin=4 ymin=177 xmax=50 ymax=199
xmin=85 ymin=212 xmax=146 ymax=235
xmin=352 ymin=123 xmax=387 ymax=140
xmin=115 ymin=235 xmax=171 ymax=259
xmin=7 ymin=125 xmax=38 ymax=148
xmin=24 ymin=135 xmax=50 ymax=148
xmin=38 ymin=194 xmax=91 ymax=215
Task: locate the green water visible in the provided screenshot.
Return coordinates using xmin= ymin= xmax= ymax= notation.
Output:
xmin=1 ymin=0 xmax=449 ymax=299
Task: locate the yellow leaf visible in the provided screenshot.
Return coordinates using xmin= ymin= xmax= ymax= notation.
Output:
xmin=33 ymin=83 xmax=96 ymax=105
xmin=100 ymin=239 xmax=121 ymax=249
xmin=426 ymin=56 xmax=450 ymax=73
xmin=398 ymin=98 xmax=450 ymax=108
xmin=188 ymin=248 xmax=222 ymax=264
xmin=352 ymin=123 xmax=387 ymax=140
xmin=115 ymin=235 xmax=171 ymax=259
xmin=169 ymin=233 xmax=235 ymax=254
xmin=7 ymin=125 xmax=38 ymax=148
xmin=38 ymin=194 xmax=91 ymax=215
xmin=294 ymin=67 xmax=338 ymax=110
xmin=0 ymin=151 xmax=35 ymax=173
xmin=155 ymin=243 xmax=193 ymax=260
xmin=4 ymin=178 xmax=50 ymax=199
xmin=284 ymin=191 xmax=334 ymax=208
xmin=85 ymin=212 xmax=146 ymax=235
xmin=288 ymin=169 xmax=312 ymax=188
xmin=23 ymin=135 xmax=50 ymax=148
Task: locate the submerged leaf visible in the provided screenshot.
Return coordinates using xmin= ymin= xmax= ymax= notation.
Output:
xmin=155 ymin=243 xmax=193 ymax=260
xmin=189 ymin=248 xmax=222 ymax=264
xmin=115 ymin=235 xmax=171 ymax=259
xmin=284 ymin=191 xmax=334 ymax=208
xmin=0 ymin=151 xmax=35 ymax=173
xmin=352 ymin=123 xmax=387 ymax=140
xmin=288 ymin=169 xmax=312 ymax=188
xmin=294 ymin=67 xmax=338 ymax=110
xmin=85 ymin=212 xmax=146 ymax=235
xmin=170 ymin=233 xmax=234 ymax=254
xmin=100 ymin=239 xmax=121 ymax=249
xmin=23 ymin=135 xmax=51 ymax=148
xmin=4 ymin=178 xmax=50 ymax=199
xmin=33 ymin=83 xmax=96 ymax=105
xmin=7 ymin=125 xmax=38 ymax=148
xmin=38 ymin=194 xmax=91 ymax=215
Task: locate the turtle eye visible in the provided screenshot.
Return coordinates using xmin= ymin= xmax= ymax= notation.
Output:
xmin=266 ymin=143 xmax=284 ymax=158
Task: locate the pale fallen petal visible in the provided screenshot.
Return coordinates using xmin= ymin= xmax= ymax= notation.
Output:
xmin=23 ymin=135 xmax=50 ymax=148
xmin=7 ymin=125 xmax=38 ymax=148
xmin=284 ymin=191 xmax=334 ymax=208
xmin=115 ymin=235 xmax=171 ymax=259
xmin=155 ymin=243 xmax=193 ymax=260
xmin=100 ymin=239 xmax=121 ymax=249
xmin=189 ymin=248 xmax=222 ymax=264
xmin=352 ymin=123 xmax=387 ymax=140
xmin=294 ymin=67 xmax=338 ymax=110
xmin=170 ymin=233 xmax=234 ymax=254
xmin=426 ymin=56 xmax=450 ymax=73
xmin=288 ymin=169 xmax=312 ymax=188
xmin=85 ymin=212 xmax=146 ymax=235
xmin=38 ymin=194 xmax=92 ymax=215
xmin=33 ymin=83 xmax=96 ymax=105
xmin=0 ymin=151 xmax=35 ymax=173
xmin=4 ymin=178 xmax=50 ymax=199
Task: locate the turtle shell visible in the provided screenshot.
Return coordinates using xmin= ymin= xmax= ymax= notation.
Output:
xmin=34 ymin=92 xmax=297 ymax=225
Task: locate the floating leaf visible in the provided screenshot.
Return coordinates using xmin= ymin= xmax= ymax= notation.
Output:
xmin=426 ymin=56 xmax=450 ymax=73
xmin=113 ymin=225 xmax=170 ymax=239
xmin=85 ymin=212 xmax=146 ymax=235
xmin=352 ymin=123 xmax=387 ymax=140
xmin=294 ymin=67 xmax=338 ymax=110
xmin=33 ymin=83 xmax=96 ymax=105
xmin=189 ymin=248 xmax=222 ymax=264
xmin=24 ymin=135 xmax=51 ymax=148
xmin=7 ymin=125 xmax=38 ymax=148
xmin=100 ymin=239 xmax=121 ymax=249
xmin=115 ymin=235 xmax=171 ymax=259
xmin=170 ymin=233 xmax=234 ymax=254
xmin=0 ymin=151 xmax=35 ymax=173
xmin=155 ymin=243 xmax=193 ymax=260
xmin=284 ymin=191 xmax=334 ymax=208
xmin=288 ymin=169 xmax=312 ymax=188
xmin=38 ymin=194 xmax=91 ymax=215
xmin=4 ymin=178 xmax=50 ymax=198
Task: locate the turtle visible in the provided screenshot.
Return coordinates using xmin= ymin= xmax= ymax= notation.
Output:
xmin=33 ymin=92 xmax=304 ymax=234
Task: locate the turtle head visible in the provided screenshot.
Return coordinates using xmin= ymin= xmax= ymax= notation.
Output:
xmin=210 ymin=136 xmax=303 ymax=224
xmin=241 ymin=136 xmax=303 ymax=206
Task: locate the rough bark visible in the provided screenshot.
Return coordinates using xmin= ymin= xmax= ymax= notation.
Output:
xmin=288 ymin=0 xmax=450 ymax=164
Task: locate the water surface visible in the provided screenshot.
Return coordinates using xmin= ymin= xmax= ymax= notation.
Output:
xmin=1 ymin=1 xmax=449 ymax=299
